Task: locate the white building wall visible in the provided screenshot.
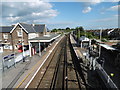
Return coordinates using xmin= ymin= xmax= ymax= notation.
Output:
xmin=28 ymin=33 xmax=39 ymax=39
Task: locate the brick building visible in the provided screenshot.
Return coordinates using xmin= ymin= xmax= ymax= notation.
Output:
xmin=0 ymin=23 xmax=48 ymax=52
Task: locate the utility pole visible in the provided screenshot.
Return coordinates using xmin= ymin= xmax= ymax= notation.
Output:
xmin=99 ymin=28 xmax=102 ymax=57
xmin=77 ymin=28 xmax=80 ymax=46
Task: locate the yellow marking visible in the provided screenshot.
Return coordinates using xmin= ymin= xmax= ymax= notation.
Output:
xmin=15 ymin=36 xmax=64 ymax=89
xmin=76 ymin=50 xmax=83 ymax=57
xmin=15 ymin=59 xmax=42 ymax=89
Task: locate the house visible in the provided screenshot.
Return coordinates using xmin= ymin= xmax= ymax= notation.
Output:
xmin=0 ymin=26 xmax=14 ymax=51
xmin=0 ymin=23 xmax=48 ymax=52
xmin=79 ymin=36 xmax=91 ymax=48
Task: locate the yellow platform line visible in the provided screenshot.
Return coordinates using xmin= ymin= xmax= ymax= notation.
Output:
xmin=15 ymin=35 xmax=64 ymax=89
xmin=15 ymin=57 xmax=42 ymax=89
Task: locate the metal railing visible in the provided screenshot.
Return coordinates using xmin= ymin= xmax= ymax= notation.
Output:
xmin=2 ymin=54 xmax=15 ymax=71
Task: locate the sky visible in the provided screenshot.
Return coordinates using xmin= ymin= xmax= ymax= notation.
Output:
xmin=0 ymin=0 xmax=119 ymax=30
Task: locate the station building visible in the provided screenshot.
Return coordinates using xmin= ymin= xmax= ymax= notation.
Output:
xmin=0 ymin=23 xmax=49 ymax=53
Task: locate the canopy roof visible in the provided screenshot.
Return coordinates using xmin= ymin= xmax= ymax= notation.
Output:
xmin=29 ymin=34 xmax=60 ymax=42
xmin=99 ymin=43 xmax=116 ymax=50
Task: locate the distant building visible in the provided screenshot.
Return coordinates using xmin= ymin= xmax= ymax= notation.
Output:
xmin=79 ymin=36 xmax=91 ymax=48
xmin=108 ymin=28 xmax=120 ymax=40
xmin=0 ymin=26 xmax=14 ymax=51
xmin=87 ymin=28 xmax=120 ymax=40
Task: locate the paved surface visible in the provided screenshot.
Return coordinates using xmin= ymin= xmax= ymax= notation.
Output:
xmin=2 ymin=35 xmax=63 ymax=88
xmin=2 ymin=51 xmax=18 ymax=58
xmin=2 ymin=55 xmax=39 ymax=88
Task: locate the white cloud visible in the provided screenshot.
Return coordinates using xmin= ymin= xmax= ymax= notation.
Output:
xmin=6 ymin=16 xmax=20 ymax=22
xmin=90 ymin=0 xmax=104 ymax=5
xmin=108 ymin=5 xmax=120 ymax=11
xmin=32 ymin=10 xmax=58 ymax=17
xmin=90 ymin=16 xmax=118 ymax=22
xmin=112 ymin=0 xmax=120 ymax=2
xmin=82 ymin=0 xmax=103 ymax=14
xmin=1 ymin=1 xmax=58 ymax=25
xmin=82 ymin=7 xmax=92 ymax=13
xmin=114 ymin=14 xmax=120 ymax=17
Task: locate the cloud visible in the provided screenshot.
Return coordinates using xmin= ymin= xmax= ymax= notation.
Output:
xmin=90 ymin=0 xmax=104 ymax=5
xmin=1 ymin=1 xmax=58 ymax=25
xmin=90 ymin=16 xmax=118 ymax=22
xmin=114 ymin=14 xmax=120 ymax=17
xmin=82 ymin=0 xmax=103 ymax=14
xmin=32 ymin=10 xmax=58 ymax=17
xmin=6 ymin=16 xmax=20 ymax=22
xmin=82 ymin=7 xmax=92 ymax=13
xmin=112 ymin=0 xmax=120 ymax=2
xmin=108 ymin=5 xmax=120 ymax=11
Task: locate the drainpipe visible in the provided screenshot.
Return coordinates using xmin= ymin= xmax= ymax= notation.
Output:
xmin=39 ymin=42 xmax=41 ymax=56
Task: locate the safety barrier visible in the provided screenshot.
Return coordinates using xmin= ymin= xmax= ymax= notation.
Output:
xmin=96 ymin=64 xmax=118 ymax=89
xmin=2 ymin=54 xmax=15 ymax=71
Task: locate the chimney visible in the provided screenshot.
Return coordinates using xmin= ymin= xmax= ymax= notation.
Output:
xmin=32 ymin=24 xmax=35 ymax=26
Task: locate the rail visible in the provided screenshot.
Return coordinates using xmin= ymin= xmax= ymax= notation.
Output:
xmin=69 ymin=34 xmax=88 ymax=89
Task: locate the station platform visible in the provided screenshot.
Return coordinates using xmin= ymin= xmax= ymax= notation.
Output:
xmin=69 ymin=34 xmax=104 ymax=88
xmin=2 ymin=35 xmax=64 ymax=88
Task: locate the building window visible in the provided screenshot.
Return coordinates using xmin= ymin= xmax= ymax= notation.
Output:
xmin=3 ymin=34 xmax=8 ymax=39
xmin=17 ymin=31 xmax=22 ymax=37
xmin=4 ymin=44 xmax=10 ymax=49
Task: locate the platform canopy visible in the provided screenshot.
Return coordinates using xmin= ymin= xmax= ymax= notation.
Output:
xmin=29 ymin=34 xmax=60 ymax=42
xmin=99 ymin=43 xmax=116 ymax=50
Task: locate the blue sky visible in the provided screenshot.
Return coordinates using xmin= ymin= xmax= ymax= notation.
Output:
xmin=48 ymin=2 xmax=119 ymax=29
xmin=1 ymin=1 xmax=119 ymax=30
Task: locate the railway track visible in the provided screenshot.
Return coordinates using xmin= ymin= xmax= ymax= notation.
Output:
xmin=37 ymin=36 xmax=67 ymax=89
xmin=27 ymin=34 xmax=83 ymax=89
xmin=27 ymin=35 xmax=67 ymax=89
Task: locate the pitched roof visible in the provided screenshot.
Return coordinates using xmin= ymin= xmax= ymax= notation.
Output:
xmin=19 ymin=23 xmax=36 ymax=33
xmin=0 ymin=26 xmax=14 ymax=33
xmin=33 ymin=24 xmax=45 ymax=32
xmin=10 ymin=23 xmax=47 ymax=33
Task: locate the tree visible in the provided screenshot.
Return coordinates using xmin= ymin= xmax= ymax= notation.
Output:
xmin=75 ymin=27 xmax=81 ymax=44
xmin=66 ymin=27 xmax=70 ymax=30
xmin=79 ymin=26 xmax=84 ymax=32
xmin=51 ymin=28 xmax=58 ymax=32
